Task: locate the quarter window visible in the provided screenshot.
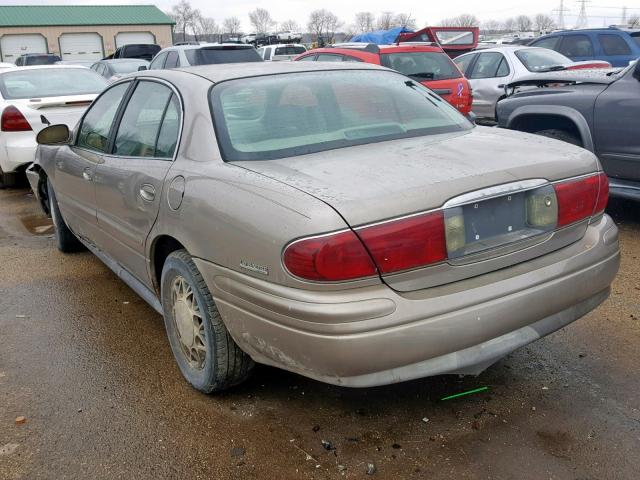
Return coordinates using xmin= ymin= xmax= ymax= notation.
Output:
xmin=598 ymin=34 xmax=631 ymax=55
xmin=155 ymin=95 xmax=180 ymax=158
xmin=76 ymin=82 xmax=130 ymax=153
xmin=558 ymin=35 xmax=594 ymax=57
xmin=113 ymin=81 xmax=178 ymax=158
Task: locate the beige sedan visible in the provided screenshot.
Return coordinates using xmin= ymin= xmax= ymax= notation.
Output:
xmin=27 ymin=62 xmax=619 ymax=392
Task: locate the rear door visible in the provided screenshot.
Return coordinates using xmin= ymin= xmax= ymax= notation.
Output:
xmin=54 ymin=82 xmax=131 ymax=244
xmin=93 ymin=79 xmax=181 ymax=286
xmin=465 ymin=52 xmax=513 ymax=119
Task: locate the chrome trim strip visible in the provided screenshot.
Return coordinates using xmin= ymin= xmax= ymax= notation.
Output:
xmin=443 ymin=179 xmax=548 ymax=208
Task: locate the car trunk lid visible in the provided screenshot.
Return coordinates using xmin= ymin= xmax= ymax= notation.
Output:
xmin=13 ymin=94 xmax=97 ymax=131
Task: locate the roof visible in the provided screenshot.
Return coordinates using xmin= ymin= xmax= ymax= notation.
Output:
xmin=140 ymin=61 xmax=386 ymax=84
xmin=0 ymin=5 xmax=174 ymax=27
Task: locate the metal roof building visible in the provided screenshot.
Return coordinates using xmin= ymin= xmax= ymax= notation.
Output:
xmin=0 ymin=5 xmax=174 ymax=63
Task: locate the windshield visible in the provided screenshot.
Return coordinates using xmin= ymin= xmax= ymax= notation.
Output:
xmin=274 ymin=46 xmax=306 ymax=56
xmin=0 ymin=68 xmax=107 ymax=99
xmin=211 ymin=70 xmax=471 ymax=161
xmin=515 ymin=48 xmax=572 ymax=72
xmin=186 ymin=47 xmax=262 ymax=65
xmin=380 ymin=52 xmax=462 ymax=81
xmin=110 ymin=61 xmax=147 ymax=74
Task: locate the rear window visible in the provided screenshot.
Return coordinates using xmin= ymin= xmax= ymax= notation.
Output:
xmin=123 ymin=45 xmax=160 ymax=58
xmin=598 ymin=34 xmax=632 ymax=55
xmin=210 ymin=70 xmax=471 ymax=161
xmin=185 ymin=47 xmax=262 ymax=65
xmin=514 ymin=48 xmax=572 ymax=72
xmin=275 ymin=46 xmax=306 ymax=56
xmin=0 ymin=68 xmax=107 ymax=99
xmin=381 ymin=52 xmax=462 ymax=81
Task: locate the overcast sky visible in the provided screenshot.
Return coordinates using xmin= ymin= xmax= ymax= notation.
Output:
xmin=10 ymin=0 xmax=640 ymax=31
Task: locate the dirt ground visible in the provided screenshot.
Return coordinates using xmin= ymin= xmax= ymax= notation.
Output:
xmin=0 ymin=186 xmax=638 ymax=480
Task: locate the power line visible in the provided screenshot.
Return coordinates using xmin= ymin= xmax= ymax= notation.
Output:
xmin=575 ymin=0 xmax=591 ymax=28
xmin=554 ymin=0 xmax=570 ymax=29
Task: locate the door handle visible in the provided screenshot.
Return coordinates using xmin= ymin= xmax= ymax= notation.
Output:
xmin=139 ymin=184 xmax=155 ymax=202
xmin=82 ymin=169 xmax=92 ymax=181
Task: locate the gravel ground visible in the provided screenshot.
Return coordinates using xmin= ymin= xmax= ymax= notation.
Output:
xmin=0 ymin=187 xmax=638 ymax=480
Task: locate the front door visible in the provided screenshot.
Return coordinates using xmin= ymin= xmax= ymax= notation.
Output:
xmin=93 ymin=80 xmax=181 ymax=287
xmin=54 ymin=82 xmax=131 ymax=243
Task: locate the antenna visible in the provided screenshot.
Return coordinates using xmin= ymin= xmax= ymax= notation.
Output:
xmin=553 ymin=0 xmax=569 ymax=29
xmin=575 ymin=0 xmax=590 ymax=29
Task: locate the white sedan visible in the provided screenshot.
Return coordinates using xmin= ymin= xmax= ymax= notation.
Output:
xmin=0 ymin=65 xmax=107 ymax=187
xmin=454 ymin=46 xmax=611 ymax=120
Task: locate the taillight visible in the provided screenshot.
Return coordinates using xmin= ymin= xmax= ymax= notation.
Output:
xmin=554 ymin=174 xmax=603 ymax=227
xmin=283 ymin=230 xmax=377 ymax=281
xmin=357 ymin=211 xmax=446 ymax=274
xmin=1 ymin=106 xmax=32 ymax=132
xmin=594 ymin=172 xmax=609 ymax=214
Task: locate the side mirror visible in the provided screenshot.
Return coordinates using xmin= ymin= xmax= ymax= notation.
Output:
xmin=36 ymin=124 xmax=70 ymax=145
xmin=633 ymin=60 xmax=640 ymax=81
xmin=138 ymin=65 xmax=148 ymax=71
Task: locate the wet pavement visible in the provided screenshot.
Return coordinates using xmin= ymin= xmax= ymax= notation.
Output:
xmin=0 ymin=187 xmax=639 ymax=479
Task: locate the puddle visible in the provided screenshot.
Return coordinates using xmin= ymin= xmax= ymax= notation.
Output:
xmin=20 ymin=214 xmax=53 ymax=236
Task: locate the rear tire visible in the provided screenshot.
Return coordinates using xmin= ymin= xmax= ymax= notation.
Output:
xmin=47 ymin=179 xmax=84 ymax=253
xmin=161 ymin=249 xmax=253 ymax=393
xmin=536 ymin=129 xmax=582 ymax=147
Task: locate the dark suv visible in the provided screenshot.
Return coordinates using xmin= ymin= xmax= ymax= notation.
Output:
xmin=107 ymin=44 xmax=161 ymax=61
xmin=497 ymin=61 xmax=640 ymax=201
xmin=15 ymin=54 xmax=61 ymax=66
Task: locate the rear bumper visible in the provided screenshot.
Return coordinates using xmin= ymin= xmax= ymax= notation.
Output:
xmin=195 ymin=215 xmax=619 ymax=387
xmin=0 ymin=132 xmax=36 ymax=173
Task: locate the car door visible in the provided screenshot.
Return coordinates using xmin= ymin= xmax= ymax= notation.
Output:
xmin=465 ymin=52 xmax=513 ymax=119
xmin=593 ymin=66 xmax=640 ymax=185
xmin=54 ymin=82 xmax=131 ymax=245
xmin=93 ymin=79 xmax=181 ymax=286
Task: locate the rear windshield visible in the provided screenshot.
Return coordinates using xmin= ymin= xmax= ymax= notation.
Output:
xmin=275 ymin=46 xmax=306 ymax=56
xmin=514 ymin=48 xmax=572 ymax=72
xmin=380 ymin=52 xmax=462 ymax=81
xmin=211 ymin=70 xmax=471 ymax=161
xmin=25 ymin=55 xmax=61 ymax=65
xmin=0 ymin=68 xmax=107 ymax=99
xmin=186 ymin=47 xmax=262 ymax=65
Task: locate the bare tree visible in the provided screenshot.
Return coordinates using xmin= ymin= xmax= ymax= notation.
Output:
xmin=354 ymin=11 xmax=375 ymax=33
xmin=376 ymin=11 xmax=395 ymax=30
xmin=280 ymin=19 xmax=300 ymax=32
xmin=503 ymin=17 xmax=517 ymax=32
xmin=439 ymin=14 xmax=479 ymax=27
xmin=516 ymin=15 xmax=533 ymax=32
xmin=171 ymin=0 xmax=196 ymax=41
xmin=481 ymin=20 xmax=503 ymax=34
xmin=249 ymin=8 xmax=273 ymax=34
xmin=394 ymin=13 xmax=417 ymax=30
xmin=629 ymin=15 xmax=640 ymax=27
xmin=223 ymin=16 xmax=241 ymax=36
xmin=534 ymin=13 xmax=556 ymax=32
xmin=193 ymin=13 xmax=220 ymax=39
xmin=307 ymin=9 xmax=342 ymax=45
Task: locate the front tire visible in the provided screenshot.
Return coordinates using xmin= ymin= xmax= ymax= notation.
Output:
xmin=161 ymin=250 xmax=253 ymax=393
xmin=47 ymin=179 xmax=84 ymax=253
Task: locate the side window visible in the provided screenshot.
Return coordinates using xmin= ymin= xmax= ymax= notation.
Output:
xmin=77 ymin=82 xmax=130 ymax=153
xmin=453 ymin=54 xmax=476 ymax=75
xmin=164 ymin=51 xmax=179 ymax=69
xmin=558 ymin=35 xmax=594 ymax=57
xmin=342 ymin=55 xmax=363 ymax=62
xmin=297 ymin=55 xmax=316 ymax=61
xmin=257 ymin=47 xmax=265 ymax=59
xmin=113 ymin=81 xmax=173 ymax=158
xmin=316 ymin=54 xmax=343 ymax=62
xmin=530 ymin=36 xmax=561 ymax=51
xmin=155 ymin=95 xmax=180 ymax=158
xmin=149 ymin=51 xmax=167 ymax=70
xmin=469 ymin=53 xmax=509 ymax=79
xmin=598 ymin=34 xmax=632 ymax=56
xmin=264 ymin=47 xmax=273 ymax=60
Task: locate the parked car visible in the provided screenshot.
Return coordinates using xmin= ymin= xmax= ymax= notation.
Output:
xmin=276 ymin=31 xmax=302 ymax=42
xmin=0 ymin=66 xmax=107 ymax=187
xmin=295 ymin=43 xmax=473 ymax=115
xmin=149 ymin=44 xmax=262 ymax=69
xmin=15 ymin=54 xmax=61 ymax=66
xmin=90 ymin=59 xmax=150 ymax=82
xmin=106 ymin=44 xmax=161 ymax=62
xmin=241 ymin=33 xmax=257 ymax=44
xmin=257 ymin=44 xmax=306 ymax=61
xmin=529 ymin=27 xmax=640 ymax=67
xmin=28 ymin=62 xmax=618 ymax=392
xmin=453 ymin=46 xmax=611 ymax=120
xmin=497 ymin=61 xmax=640 ymax=201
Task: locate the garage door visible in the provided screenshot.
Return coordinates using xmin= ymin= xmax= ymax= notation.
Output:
xmin=0 ymin=34 xmax=47 ymax=63
xmin=59 ymin=33 xmax=103 ymax=62
xmin=115 ymin=32 xmax=155 ymax=48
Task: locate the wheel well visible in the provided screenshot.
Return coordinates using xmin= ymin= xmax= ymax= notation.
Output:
xmin=151 ymin=235 xmax=185 ymax=294
xmin=510 ymin=114 xmax=583 ymax=146
xmin=30 ymin=165 xmax=51 ymax=216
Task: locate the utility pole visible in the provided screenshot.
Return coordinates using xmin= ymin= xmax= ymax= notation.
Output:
xmin=575 ymin=0 xmax=590 ymax=29
xmin=621 ymin=6 xmax=628 ymax=25
xmin=553 ymin=0 xmax=569 ymax=30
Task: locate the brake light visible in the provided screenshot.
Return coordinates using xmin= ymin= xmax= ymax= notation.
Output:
xmin=554 ymin=174 xmax=599 ymax=227
xmin=283 ymin=230 xmax=377 ymax=281
xmin=1 ymin=106 xmax=31 ymax=132
xmin=594 ymin=172 xmax=609 ymax=214
xmin=357 ymin=211 xmax=446 ymax=274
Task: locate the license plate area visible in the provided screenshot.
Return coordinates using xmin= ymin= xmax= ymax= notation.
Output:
xmin=444 ymin=185 xmax=557 ymax=259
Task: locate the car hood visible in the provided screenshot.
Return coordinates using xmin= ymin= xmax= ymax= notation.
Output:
xmin=234 ymin=127 xmax=599 ymax=226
